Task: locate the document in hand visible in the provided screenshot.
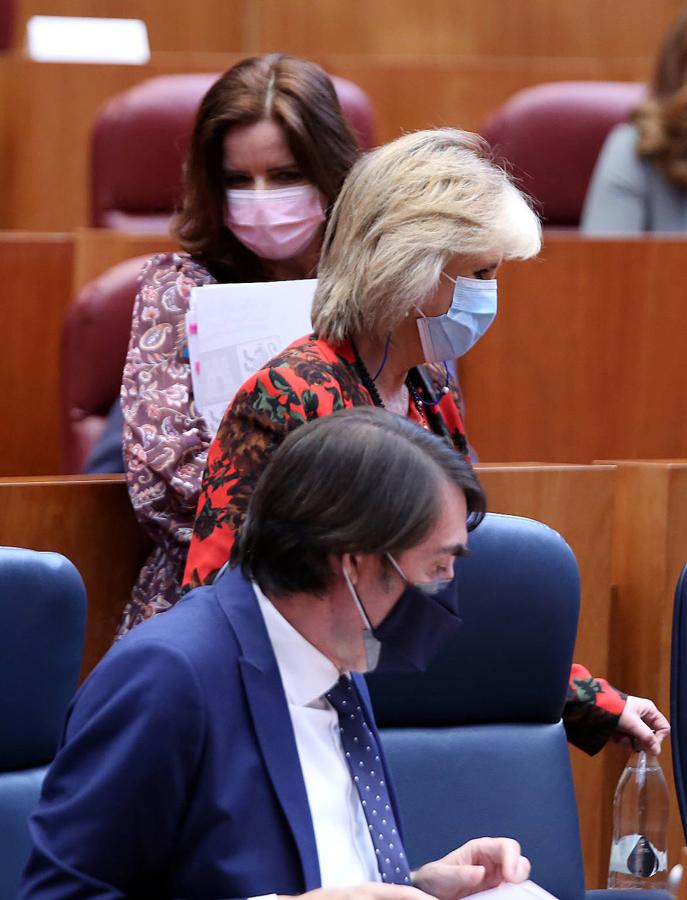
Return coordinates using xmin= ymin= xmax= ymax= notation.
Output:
xmin=187 ymin=278 xmax=317 ymax=436
xmin=472 ymin=881 xmax=558 ymax=900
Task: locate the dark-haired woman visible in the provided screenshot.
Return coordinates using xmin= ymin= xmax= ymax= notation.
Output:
xmin=582 ymin=8 xmax=687 ymax=232
xmin=119 ymin=54 xmax=360 ymax=635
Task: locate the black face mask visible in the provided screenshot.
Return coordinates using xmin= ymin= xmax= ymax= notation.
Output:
xmin=343 ymin=554 xmax=462 ymax=673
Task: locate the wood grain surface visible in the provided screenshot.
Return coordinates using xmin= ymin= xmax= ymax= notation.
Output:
xmin=13 ymin=0 xmax=686 ymax=59
xmin=461 ymin=237 xmax=687 ymax=464
xmin=478 ymin=463 xmax=616 ymax=888
xmin=0 ymin=233 xmax=74 ymax=475
xmin=605 ymin=460 xmax=687 ymax=879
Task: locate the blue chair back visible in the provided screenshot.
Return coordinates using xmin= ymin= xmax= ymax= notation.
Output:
xmin=671 ymin=561 xmax=687 ymax=842
xmin=367 ymin=513 xmax=584 ymax=900
xmin=0 ymin=548 xmax=86 ymax=898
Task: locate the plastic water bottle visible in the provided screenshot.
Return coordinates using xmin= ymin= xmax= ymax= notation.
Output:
xmin=608 ymin=748 xmax=669 ymax=889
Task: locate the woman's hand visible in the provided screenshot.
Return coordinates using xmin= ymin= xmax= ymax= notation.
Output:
xmin=616 ymin=695 xmax=670 ymax=754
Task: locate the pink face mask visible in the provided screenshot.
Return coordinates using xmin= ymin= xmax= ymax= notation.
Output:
xmin=224 ymin=184 xmax=326 ymax=261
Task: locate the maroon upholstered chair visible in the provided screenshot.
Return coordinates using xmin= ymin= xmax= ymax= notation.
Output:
xmin=0 ymin=0 xmax=16 ymax=51
xmin=60 ymin=256 xmax=147 ymax=473
xmin=90 ymin=72 xmax=377 ymax=231
xmin=481 ymin=81 xmax=646 ymax=227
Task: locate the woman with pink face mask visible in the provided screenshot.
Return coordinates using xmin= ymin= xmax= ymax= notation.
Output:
xmin=119 ymin=54 xmax=360 ymax=635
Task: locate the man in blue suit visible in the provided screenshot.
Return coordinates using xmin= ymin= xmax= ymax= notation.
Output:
xmin=20 ymin=408 xmax=530 ymax=900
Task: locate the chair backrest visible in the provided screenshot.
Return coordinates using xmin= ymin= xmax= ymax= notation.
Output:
xmin=60 ymin=255 xmax=147 ymax=473
xmin=367 ymin=513 xmax=585 ymax=900
xmin=0 ymin=0 xmax=16 ymax=51
xmin=90 ymin=72 xmax=377 ymax=231
xmin=481 ymin=81 xmax=646 ymax=227
xmin=671 ymin=562 xmax=687 ymax=842
xmin=0 ymin=547 xmax=86 ymax=898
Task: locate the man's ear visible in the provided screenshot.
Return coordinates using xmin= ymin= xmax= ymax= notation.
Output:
xmin=336 ymin=552 xmax=364 ymax=586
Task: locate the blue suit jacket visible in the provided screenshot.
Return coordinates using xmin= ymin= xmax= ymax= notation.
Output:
xmin=20 ymin=568 xmax=402 ymax=899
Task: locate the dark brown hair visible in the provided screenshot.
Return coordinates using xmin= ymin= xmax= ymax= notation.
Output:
xmin=634 ymin=9 xmax=687 ymax=187
xmin=172 ymin=54 xmax=360 ymax=281
xmin=235 ymin=407 xmax=486 ymax=597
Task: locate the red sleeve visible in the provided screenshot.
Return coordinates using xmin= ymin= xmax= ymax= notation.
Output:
xmin=183 ymin=357 xmax=353 ymax=590
xmin=564 ymin=662 xmax=627 ymax=755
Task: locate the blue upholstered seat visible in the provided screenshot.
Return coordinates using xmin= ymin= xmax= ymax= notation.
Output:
xmin=0 ymin=548 xmax=86 ymax=898
xmin=368 ymin=513 xmax=667 ymax=900
xmin=671 ymin=562 xmax=687 ymax=842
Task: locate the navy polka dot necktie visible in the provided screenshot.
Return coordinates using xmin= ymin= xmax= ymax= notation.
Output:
xmin=325 ymin=674 xmax=412 ymax=885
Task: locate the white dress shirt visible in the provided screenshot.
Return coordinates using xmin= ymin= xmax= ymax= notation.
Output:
xmin=255 ymin=584 xmax=380 ymax=888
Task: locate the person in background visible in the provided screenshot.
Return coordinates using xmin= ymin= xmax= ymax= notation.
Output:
xmin=20 ymin=408 xmax=534 ymax=899
xmin=83 ymin=402 xmax=125 ymax=474
xmin=184 ymin=127 xmax=669 ymax=758
xmin=582 ymin=7 xmax=687 ymax=233
xmin=119 ymin=54 xmax=360 ymax=636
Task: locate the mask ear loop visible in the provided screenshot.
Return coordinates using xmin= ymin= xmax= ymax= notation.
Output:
xmin=371 ymin=333 xmax=391 ymax=382
xmin=342 ymin=566 xmax=374 ymax=629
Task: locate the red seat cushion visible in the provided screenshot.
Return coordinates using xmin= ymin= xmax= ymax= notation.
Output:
xmin=481 ymin=81 xmax=646 ymax=226
xmin=60 ymin=256 xmax=147 ymax=472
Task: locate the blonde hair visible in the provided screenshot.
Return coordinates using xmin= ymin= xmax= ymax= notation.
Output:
xmin=312 ymin=128 xmax=541 ymax=343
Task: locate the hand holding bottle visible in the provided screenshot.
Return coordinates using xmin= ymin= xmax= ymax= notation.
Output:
xmin=616 ymin=696 xmax=671 ymax=755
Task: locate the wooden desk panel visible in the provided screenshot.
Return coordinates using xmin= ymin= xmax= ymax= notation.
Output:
xmin=0 ymin=230 xmax=178 ymax=477
xmin=461 ymin=237 xmax=687 ymax=464
xmin=0 ymin=54 xmax=651 ymax=232
xmin=0 ymin=475 xmax=149 ymax=679
xmin=14 ymin=0 xmax=681 ymax=60
xmin=606 ymin=460 xmax=687 ymax=875
xmin=15 ymin=0 xmax=245 ymax=53
xmin=0 ymin=232 xmax=74 ymax=475
xmin=251 ymin=0 xmax=679 ymax=61
xmin=477 ymin=463 xmax=615 ymax=888
xmin=3 ymin=52 xmax=232 ymax=231
xmin=0 ymin=57 xmax=10 ymax=224
xmin=326 ymin=56 xmax=648 ymax=140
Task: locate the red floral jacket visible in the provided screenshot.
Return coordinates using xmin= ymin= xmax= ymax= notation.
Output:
xmin=183 ymin=334 xmax=625 ymax=755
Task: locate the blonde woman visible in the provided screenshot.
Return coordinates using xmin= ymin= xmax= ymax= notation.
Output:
xmin=184 ymin=128 xmax=536 ymax=580
xmin=184 ymin=127 xmax=668 ymax=756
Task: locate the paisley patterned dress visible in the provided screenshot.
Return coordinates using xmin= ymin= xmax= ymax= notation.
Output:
xmin=182 ymin=334 xmax=626 ymax=755
xmin=120 ymin=252 xmax=218 ymax=636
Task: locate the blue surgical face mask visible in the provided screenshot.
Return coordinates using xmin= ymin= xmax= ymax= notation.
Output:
xmin=416 ymin=274 xmax=498 ymax=362
xmin=343 ymin=554 xmax=461 ymax=673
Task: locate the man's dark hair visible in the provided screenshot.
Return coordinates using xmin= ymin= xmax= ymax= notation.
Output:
xmin=236 ymin=407 xmax=486 ymax=596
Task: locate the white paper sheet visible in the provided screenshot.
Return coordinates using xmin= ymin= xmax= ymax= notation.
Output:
xmin=26 ymin=16 xmax=150 ymax=64
xmin=471 ymin=881 xmax=558 ymax=900
xmin=188 ymin=279 xmax=316 ymax=436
